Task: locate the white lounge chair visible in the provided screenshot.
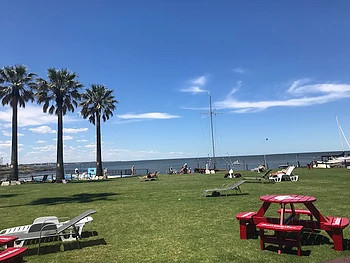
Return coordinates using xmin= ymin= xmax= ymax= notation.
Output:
xmin=0 ymin=210 xmax=95 ymax=250
xmin=268 ymin=166 xmax=298 ymax=182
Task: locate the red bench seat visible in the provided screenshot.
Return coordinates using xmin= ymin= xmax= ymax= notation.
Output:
xmin=236 ymin=212 xmax=257 ymax=239
xmin=277 ymin=208 xmax=312 ymax=216
xmin=0 ymin=247 xmax=27 ymax=263
xmin=321 ymin=216 xmax=349 ymax=251
xmin=277 ymin=208 xmax=313 ymax=221
xmin=0 ymin=236 xmax=18 ymax=247
xmin=257 ymin=222 xmax=303 ymax=256
xmin=257 ymin=222 xmax=303 ymax=232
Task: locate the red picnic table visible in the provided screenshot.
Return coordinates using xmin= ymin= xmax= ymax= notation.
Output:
xmin=0 ymin=236 xmax=27 ymax=263
xmin=236 ymin=194 xmax=349 ymax=255
xmin=0 ymin=236 xmax=18 ymax=247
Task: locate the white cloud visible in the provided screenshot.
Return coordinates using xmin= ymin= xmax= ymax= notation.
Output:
xmin=63 ymin=128 xmax=88 ymax=134
xmin=35 ymin=140 xmax=46 ymax=144
xmin=0 ymin=105 xmax=81 ymax=128
xmin=29 ymin=126 xmax=56 ymax=134
xmin=84 ymin=143 xmax=96 ymax=148
xmin=180 ymin=75 xmax=209 ymax=95
xmin=63 ymin=135 xmax=73 ymax=140
xmin=191 ymin=76 xmax=208 ymax=86
xmin=102 ymin=148 xmax=191 ymax=161
xmin=233 ymin=67 xmax=247 ymax=74
xmin=215 ymin=80 xmax=350 ymax=113
xmin=77 ymin=139 xmax=88 ymax=142
xmin=117 ymin=112 xmax=181 ymax=120
xmin=180 ymin=86 xmax=208 ymax=94
xmin=33 ymin=145 xmax=56 ymax=152
xmin=0 ymin=140 xmax=11 ymax=148
xmin=1 ymin=131 xmax=24 ymax=137
xmin=2 ymin=131 xmax=11 ymax=137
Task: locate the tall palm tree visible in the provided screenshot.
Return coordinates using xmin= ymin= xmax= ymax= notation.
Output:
xmin=36 ymin=68 xmax=82 ymax=182
xmin=0 ymin=65 xmax=36 ymax=181
xmin=80 ymin=85 xmax=118 ymax=177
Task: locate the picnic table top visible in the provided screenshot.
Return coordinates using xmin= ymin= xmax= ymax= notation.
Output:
xmin=260 ymin=194 xmax=316 ymax=204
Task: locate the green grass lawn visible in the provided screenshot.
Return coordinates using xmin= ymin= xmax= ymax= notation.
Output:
xmin=1 ymin=168 xmax=350 ymax=263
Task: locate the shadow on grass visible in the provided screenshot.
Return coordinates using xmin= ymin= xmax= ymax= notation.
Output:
xmin=0 ymin=193 xmax=18 ymax=198
xmin=25 ymin=238 xmax=107 ymax=256
xmin=24 ymin=231 xmax=107 ymax=256
xmin=205 ymin=193 xmax=250 ymax=198
xmin=29 ymin=193 xmax=118 ymax=206
xmin=263 ymin=245 xmax=311 ymax=256
xmin=343 ymin=239 xmax=350 ymax=251
xmin=301 ymin=231 xmax=332 ymax=246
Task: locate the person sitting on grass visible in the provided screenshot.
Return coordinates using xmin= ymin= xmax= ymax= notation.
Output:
xmin=179 ymin=163 xmax=188 ymax=174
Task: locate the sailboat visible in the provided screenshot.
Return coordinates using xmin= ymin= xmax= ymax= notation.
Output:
xmin=313 ymin=117 xmax=350 ymax=168
xmin=195 ymin=95 xmax=223 ymax=174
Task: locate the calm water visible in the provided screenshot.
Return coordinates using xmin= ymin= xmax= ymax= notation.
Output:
xmin=64 ymin=150 xmax=347 ymax=174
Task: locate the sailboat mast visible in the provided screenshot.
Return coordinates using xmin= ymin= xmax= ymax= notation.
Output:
xmin=209 ymin=95 xmax=216 ymax=169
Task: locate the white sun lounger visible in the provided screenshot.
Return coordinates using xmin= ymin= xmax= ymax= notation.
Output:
xmin=0 ymin=209 xmax=95 ymax=252
xmin=268 ymin=166 xmax=299 ymax=182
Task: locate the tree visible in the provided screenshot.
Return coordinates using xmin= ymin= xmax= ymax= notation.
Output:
xmin=0 ymin=65 xmax=36 ymax=181
xmin=80 ymin=84 xmax=118 ymax=177
xmin=36 ymin=68 xmax=82 ymax=182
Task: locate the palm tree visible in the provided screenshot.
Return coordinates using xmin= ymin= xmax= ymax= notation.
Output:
xmin=0 ymin=65 xmax=36 ymax=181
xmin=80 ymin=85 xmax=118 ymax=177
xmin=36 ymin=68 xmax=83 ymax=182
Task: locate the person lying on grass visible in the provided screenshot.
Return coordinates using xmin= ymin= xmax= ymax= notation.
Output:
xmin=140 ymin=171 xmax=158 ymax=179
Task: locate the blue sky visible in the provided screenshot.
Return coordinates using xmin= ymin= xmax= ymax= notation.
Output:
xmin=1 ymin=0 xmax=350 ymax=164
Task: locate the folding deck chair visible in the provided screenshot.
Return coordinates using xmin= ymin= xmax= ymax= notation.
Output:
xmin=203 ymin=180 xmax=245 ymax=197
xmin=9 ymin=209 xmax=96 ymax=254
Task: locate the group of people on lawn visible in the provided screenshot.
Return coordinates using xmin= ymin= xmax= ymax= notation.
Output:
xmin=168 ymin=163 xmax=192 ymax=175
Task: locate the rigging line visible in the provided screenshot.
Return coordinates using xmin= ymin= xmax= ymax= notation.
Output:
xmin=336 ymin=116 xmax=350 ymax=150
xmin=336 ymin=116 xmax=344 ymax=151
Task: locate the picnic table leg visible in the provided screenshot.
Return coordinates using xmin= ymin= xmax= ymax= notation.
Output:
xmin=297 ymin=231 xmax=302 ymax=256
xmin=259 ymin=229 xmax=265 ymax=250
xmin=280 ymin=204 xmax=285 ymax=225
xmin=256 ymin=202 xmax=271 ymax=217
xmin=304 ymin=202 xmax=327 ymax=223
xmin=239 ymin=220 xmax=256 ymax=239
xmin=277 ymin=231 xmax=282 ymax=254
xmin=332 ymin=228 xmax=344 ymax=251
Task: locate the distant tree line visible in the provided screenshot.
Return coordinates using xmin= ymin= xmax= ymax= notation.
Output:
xmin=0 ymin=65 xmax=118 ymax=183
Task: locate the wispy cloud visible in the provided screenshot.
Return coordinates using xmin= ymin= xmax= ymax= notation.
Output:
xmin=29 ymin=125 xmax=56 ymax=134
xmin=191 ymin=76 xmax=208 ymax=86
xmin=0 ymin=105 xmax=80 ymax=128
xmin=233 ymin=67 xmax=247 ymax=74
xmin=33 ymin=145 xmax=56 ymax=152
xmin=35 ymin=140 xmax=46 ymax=144
xmin=215 ymin=79 xmax=350 ymax=113
xmin=77 ymin=139 xmax=88 ymax=142
xmin=180 ymin=86 xmax=208 ymax=94
xmin=117 ymin=112 xmax=181 ymax=120
xmin=180 ymin=75 xmax=209 ymax=94
xmin=63 ymin=128 xmax=88 ymax=134
xmin=63 ymin=135 xmax=73 ymax=140
xmin=2 ymin=131 xmax=24 ymax=137
xmin=0 ymin=140 xmax=11 ymax=148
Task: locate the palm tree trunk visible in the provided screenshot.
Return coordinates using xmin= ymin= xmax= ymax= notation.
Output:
xmin=96 ymin=112 xmax=103 ymax=177
xmin=9 ymin=103 xmax=19 ymax=181
xmin=56 ymin=106 xmax=64 ymax=182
